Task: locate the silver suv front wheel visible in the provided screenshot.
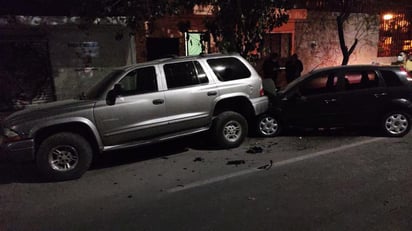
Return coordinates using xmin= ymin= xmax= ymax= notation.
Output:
xmin=36 ymin=132 xmax=93 ymax=181
xmin=212 ymin=111 xmax=248 ymax=148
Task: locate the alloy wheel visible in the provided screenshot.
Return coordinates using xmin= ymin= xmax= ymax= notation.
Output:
xmin=385 ymin=113 xmax=409 ymax=136
xmin=48 ymin=145 xmax=79 ymax=172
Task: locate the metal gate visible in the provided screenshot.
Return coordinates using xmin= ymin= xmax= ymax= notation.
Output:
xmin=0 ymin=39 xmax=55 ymax=112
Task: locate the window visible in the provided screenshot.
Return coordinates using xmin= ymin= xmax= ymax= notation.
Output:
xmin=344 ymin=71 xmax=379 ymax=89
xmin=299 ymin=73 xmax=339 ymax=95
xmin=194 ymin=61 xmax=208 ymax=84
xmin=378 ymin=12 xmax=412 ymax=57
xmin=164 ymin=61 xmax=208 ymax=89
xmin=118 ymin=67 xmax=157 ymax=96
xmin=207 ymin=57 xmax=251 ymax=81
xmin=381 ymin=70 xmax=403 ymax=87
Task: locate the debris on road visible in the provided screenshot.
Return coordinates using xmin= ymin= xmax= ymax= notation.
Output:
xmin=194 ymin=157 xmax=205 ymax=162
xmin=246 ymin=146 xmax=263 ymax=154
xmin=226 ymin=160 xmax=246 ymax=166
xmin=247 ymin=196 xmax=256 ymax=201
xmin=257 ymin=160 xmax=273 ymax=170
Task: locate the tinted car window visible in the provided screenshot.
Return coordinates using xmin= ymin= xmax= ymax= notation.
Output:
xmin=344 ymin=71 xmax=378 ymax=90
xmin=207 ymin=57 xmax=251 ymax=81
xmin=381 ymin=70 xmax=403 ymax=87
xmin=164 ymin=61 xmax=208 ymax=89
xmin=299 ymin=73 xmax=339 ymax=95
xmin=118 ymin=67 xmax=157 ymax=96
xmin=194 ymin=61 xmax=208 ymax=84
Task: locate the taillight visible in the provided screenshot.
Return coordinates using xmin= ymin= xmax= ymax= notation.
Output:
xmin=259 ymin=85 xmax=265 ymax=96
xmin=406 ymin=72 xmax=412 ymax=82
xmin=401 ymin=67 xmax=412 ymax=81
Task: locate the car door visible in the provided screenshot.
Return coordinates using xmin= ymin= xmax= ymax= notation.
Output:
xmin=162 ymin=60 xmax=217 ymax=132
xmin=94 ymin=66 xmax=168 ymax=146
xmin=280 ymin=71 xmax=346 ymax=127
xmin=339 ymin=69 xmax=387 ymax=125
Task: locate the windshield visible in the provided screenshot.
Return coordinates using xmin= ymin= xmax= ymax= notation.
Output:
xmin=281 ymin=73 xmax=309 ymax=93
xmin=85 ymin=70 xmax=124 ymax=100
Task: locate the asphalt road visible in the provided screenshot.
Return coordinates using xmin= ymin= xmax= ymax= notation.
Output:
xmin=1 ymin=129 xmax=412 ymax=230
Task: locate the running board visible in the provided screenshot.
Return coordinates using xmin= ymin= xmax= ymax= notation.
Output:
xmin=102 ymin=127 xmax=210 ymax=152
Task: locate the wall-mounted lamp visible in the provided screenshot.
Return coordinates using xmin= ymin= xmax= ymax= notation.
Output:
xmin=383 ymin=13 xmax=393 ymax=20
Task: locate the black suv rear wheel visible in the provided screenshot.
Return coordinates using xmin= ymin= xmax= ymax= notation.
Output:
xmin=381 ymin=111 xmax=411 ymax=137
xmin=256 ymin=113 xmax=282 ymax=137
xmin=36 ymin=132 xmax=93 ymax=181
xmin=212 ymin=111 xmax=248 ymax=148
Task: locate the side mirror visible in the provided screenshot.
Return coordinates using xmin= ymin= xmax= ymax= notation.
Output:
xmin=106 ymin=84 xmax=121 ymax=105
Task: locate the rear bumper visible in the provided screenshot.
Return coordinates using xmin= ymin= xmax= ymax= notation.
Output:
xmin=251 ymin=96 xmax=269 ymax=116
xmin=0 ymin=139 xmax=35 ymax=162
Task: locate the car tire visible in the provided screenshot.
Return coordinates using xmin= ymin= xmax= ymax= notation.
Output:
xmin=256 ymin=113 xmax=282 ymax=137
xmin=381 ymin=111 xmax=411 ymax=137
xmin=212 ymin=111 xmax=248 ymax=148
xmin=36 ymin=132 xmax=93 ymax=181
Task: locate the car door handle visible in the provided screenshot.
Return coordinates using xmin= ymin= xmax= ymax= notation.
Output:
xmin=207 ymin=91 xmax=217 ymax=96
xmin=152 ymin=99 xmax=164 ymax=105
xmin=324 ymin=99 xmax=337 ymax=104
xmin=374 ymin=93 xmax=387 ymax=98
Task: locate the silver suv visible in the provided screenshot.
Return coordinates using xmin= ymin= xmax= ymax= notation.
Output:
xmin=0 ymin=53 xmax=268 ymax=180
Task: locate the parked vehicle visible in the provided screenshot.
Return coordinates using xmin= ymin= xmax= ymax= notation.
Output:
xmin=0 ymin=53 xmax=268 ymax=181
xmin=257 ymin=65 xmax=412 ymax=137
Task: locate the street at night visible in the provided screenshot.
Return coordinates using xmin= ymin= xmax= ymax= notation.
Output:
xmin=1 ymin=129 xmax=412 ymax=230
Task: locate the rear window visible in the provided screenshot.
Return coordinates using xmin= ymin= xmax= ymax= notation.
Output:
xmin=164 ymin=61 xmax=208 ymax=89
xmin=381 ymin=70 xmax=403 ymax=87
xmin=207 ymin=57 xmax=251 ymax=81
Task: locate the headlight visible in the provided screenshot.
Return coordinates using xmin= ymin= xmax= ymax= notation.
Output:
xmin=2 ymin=128 xmax=22 ymax=143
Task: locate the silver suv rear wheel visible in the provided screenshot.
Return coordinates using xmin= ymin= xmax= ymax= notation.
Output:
xmin=212 ymin=111 xmax=248 ymax=148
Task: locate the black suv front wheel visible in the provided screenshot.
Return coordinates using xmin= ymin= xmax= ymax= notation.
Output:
xmin=212 ymin=111 xmax=248 ymax=148
xmin=381 ymin=111 xmax=411 ymax=137
xmin=36 ymin=132 xmax=93 ymax=181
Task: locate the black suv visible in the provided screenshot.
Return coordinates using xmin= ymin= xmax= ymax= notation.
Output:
xmin=257 ymin=65 xmax=412 ymax=137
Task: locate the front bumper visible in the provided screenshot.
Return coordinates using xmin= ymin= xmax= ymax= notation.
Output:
xmin=0 ymin=138 xmax=35 ymax=162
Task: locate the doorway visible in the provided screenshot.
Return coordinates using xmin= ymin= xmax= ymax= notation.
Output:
xmin=146 ymin=38 xmax=179 ymax=61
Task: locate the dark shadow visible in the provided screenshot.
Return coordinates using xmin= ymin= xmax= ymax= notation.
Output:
xmin=248 ymin=125 xmax=381 ymax=138
xmin=0 ymin=162 xmax=43 ymax=184
xmin=281 ymin=126 xmax=381 ymax=137
xmin=90 ymin=138 xmax=193 ymax=170
xmin=0 ymin=134 xmax=208 ymax=184
xmin=0 ymin=127 xmax=382 ymax=184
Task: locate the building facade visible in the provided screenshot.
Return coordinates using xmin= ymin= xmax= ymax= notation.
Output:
xmin=0 ymin=4 xmax=411 ymax=112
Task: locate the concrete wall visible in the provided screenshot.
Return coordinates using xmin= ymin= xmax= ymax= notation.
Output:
xmin=294 ymin=11 xmax=394 ymax=75
xmin=48 ymin=25 xmax=134 ymax=100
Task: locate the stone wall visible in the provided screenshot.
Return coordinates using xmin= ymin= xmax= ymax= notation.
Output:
xmin=294 ymin=11 xmax=394 ymax=75
xmin=48 ymin=25 xmax=134 ymax=100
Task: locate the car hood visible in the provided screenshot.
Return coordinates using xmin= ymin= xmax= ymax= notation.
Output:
xmin=3 ymin=99 xmax=97 ymax=127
